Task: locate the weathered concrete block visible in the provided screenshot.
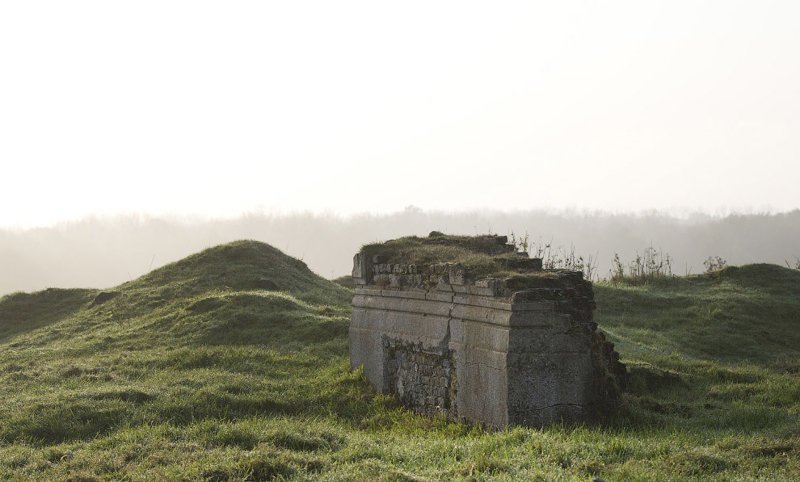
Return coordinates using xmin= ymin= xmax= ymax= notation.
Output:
xmin=350 ymin=236 xmax=626 ymax=428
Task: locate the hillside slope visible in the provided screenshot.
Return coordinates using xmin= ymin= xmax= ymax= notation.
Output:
xmin=598 ymin=263 xmax=800 ymax=367
xmin=0 ymin=243 xmax=797 ymax=480
xmin=594 ymin=265 xmax=800 ymax=444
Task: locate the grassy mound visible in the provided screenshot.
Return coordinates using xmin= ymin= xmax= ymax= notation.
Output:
xmin=123 ymin=239 xmax=347 ymax=305
xmin=596 ymin=265 xmax=800 ymax=441
xmin=0 ymin=288 xmax=97 ymax=342
xmin=0 ymin=242 xmax=797 ymax=480
xmin=598 ymin=263 xmax=800 ymax=366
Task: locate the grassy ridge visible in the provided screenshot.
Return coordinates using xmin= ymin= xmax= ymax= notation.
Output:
xmin=595 ymin=266 xmax=800 ymax=475
xmin=0 ymin=241 xmax=797 ymax=480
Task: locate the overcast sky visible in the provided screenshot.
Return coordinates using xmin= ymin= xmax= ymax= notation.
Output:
xmin=1 ymin=1 xmax=798 ymax=228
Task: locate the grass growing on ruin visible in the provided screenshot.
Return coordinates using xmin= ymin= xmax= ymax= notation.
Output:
xmin=0 ymin=241 xmax=798 ymax=480
xmin=360 ymin=233 xmax=531 ymax=279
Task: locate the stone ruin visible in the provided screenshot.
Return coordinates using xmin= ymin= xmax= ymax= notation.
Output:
xmin=349 ymin=233 xmax=626 ymax=428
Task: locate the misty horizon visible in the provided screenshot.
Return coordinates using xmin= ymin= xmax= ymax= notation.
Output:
xmin=2 ymin=207 xmax=799 ymax=297
xmin=1 ymin=205 xmax=798 ymax=231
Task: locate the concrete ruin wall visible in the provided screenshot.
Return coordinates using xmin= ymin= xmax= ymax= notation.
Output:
xmin=349 ymin=237 xmax=626 ymax=428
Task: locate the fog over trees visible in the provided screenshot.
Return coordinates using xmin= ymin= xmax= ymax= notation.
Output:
xmin=1 ymin=208 xmax=799 ymax=296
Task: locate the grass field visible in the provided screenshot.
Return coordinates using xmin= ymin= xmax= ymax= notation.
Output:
xmin=0 ymin=240 xmax=797 ymax=480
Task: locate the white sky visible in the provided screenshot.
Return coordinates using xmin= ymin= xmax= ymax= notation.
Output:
xmin=1 ymin=1 xmax=798 ymax=228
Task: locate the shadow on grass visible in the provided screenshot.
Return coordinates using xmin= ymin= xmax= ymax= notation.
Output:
xmin=0 ymin=288 xmax=96 ymax=344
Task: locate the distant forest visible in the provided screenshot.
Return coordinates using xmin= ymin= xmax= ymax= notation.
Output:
xmin=1 ymin=208 xmax=799 ymax=296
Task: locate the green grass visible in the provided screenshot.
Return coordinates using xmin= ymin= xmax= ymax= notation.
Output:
xmin=0 ymin=241 xmax=797 ymax=480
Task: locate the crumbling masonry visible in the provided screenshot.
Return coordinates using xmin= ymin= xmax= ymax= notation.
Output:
xmin=349 ymin=234 xmax=626 ymax=427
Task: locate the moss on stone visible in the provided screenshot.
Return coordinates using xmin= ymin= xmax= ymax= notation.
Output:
xmin=360 ymin=233 xmax=539 ymax=279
